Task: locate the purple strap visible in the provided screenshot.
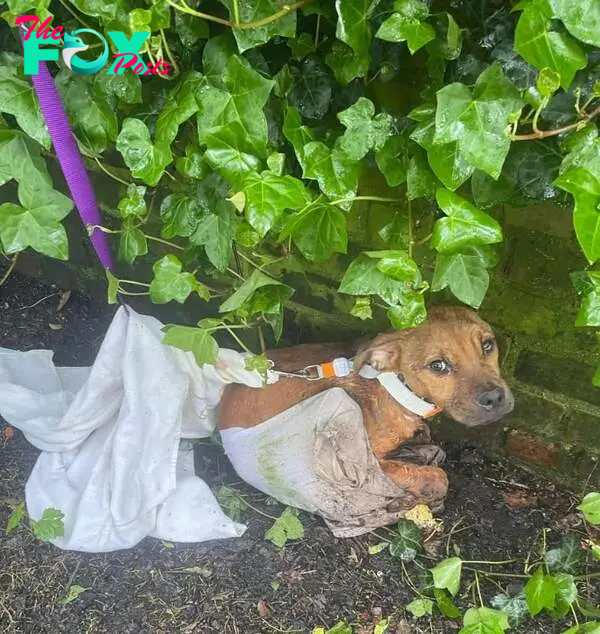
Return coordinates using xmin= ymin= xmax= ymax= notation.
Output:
xmin=20 ymin=29 xmax=114 ymax=272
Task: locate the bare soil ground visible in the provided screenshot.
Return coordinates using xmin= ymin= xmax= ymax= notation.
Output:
xmin=0 ymin=273 xmax=598 ymax=634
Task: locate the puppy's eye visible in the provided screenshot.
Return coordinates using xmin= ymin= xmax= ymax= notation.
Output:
xmin=482 ymin=339 xmax=495 ymax=355
xmin=429 ymin=359 xmax=450 ymax=374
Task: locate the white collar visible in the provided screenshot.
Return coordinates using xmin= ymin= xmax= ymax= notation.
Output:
xmin=357 ymin=363 xmax=442 ymax=419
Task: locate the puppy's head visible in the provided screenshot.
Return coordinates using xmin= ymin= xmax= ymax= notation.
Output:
xmin=354 ymin=305 xmax=514 ymax=426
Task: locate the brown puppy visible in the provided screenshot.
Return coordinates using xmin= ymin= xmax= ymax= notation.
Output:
xmin=218 ymin=305 xmax=514 ymax=513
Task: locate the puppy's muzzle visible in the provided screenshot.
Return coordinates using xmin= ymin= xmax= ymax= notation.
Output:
xmin=474 ymin=382 xmax=514 ymax=422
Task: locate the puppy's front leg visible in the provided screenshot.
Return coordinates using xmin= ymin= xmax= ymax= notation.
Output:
xmin=379 ymin=460 xmax=448 ymax=512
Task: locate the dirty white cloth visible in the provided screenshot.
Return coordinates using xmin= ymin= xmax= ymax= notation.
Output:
xmin=222 ymin=387 xmax=413 ymax=537
xmin=0 ymin=306 xmax=277 ymax=553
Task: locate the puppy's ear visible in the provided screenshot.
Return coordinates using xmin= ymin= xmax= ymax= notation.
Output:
xmin=353 ymin=332 xmax=404 ymax=371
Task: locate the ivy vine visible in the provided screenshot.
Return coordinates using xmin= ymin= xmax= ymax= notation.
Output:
xmin=0 ymin=0 xmax=600 ymax=376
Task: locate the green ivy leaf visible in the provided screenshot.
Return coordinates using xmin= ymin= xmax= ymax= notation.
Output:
xmin=57 ymin=585 xmax=88 ymax=606
xmin=31 ymin=507 xmax=65 ymax=542
xmin=339 ymin=253 xmax=419 ymax=306
xmin=575 ymin=272 xmax=600 ymax=327
xmin=431 ymin=557 xmax=462 ymax=596
xmin=432 ymin=189 xmax=503 ymax=254
xmin=334 ymin=0 xmax=379 ymax=78
xmin=514 ymin=1 xmax=586 ymax=90
xmin=191 ymin=200 xmax=240 ymax=272
xmin=490 ymin=591 xmax=529 ymax=628
xmin=175 ymin=145 xmax=208 ymax=181
xmin=95 ymin=70 xmax=142 ymax=105
xmin=545 ymin=534 xmax=585 ymax=574
xmin=0 ymin=184 xmax=72 ymax=260
xmin=204 ymin=123 xmax=262 ymax=188
xmin=106 ymin=270 xmax=119 ymax=305
xmin=160 ymin=191 xmax=202 ymax=239
xmin=55 ymin=71 xmax=118 ymax=154
xmin=202 ymin=34 xmax=237 ymax=89
xmin=366 ymin=249 xmax=419 ymax=282
xmin=0 ymin=129 xmax=52 ymax=191
xmin=524 ymin=567 xmax=558 ymax=616
xmin=389 ymin=518 xmax=423 ymax=562
xmin=244 ymin=353 xmax=271 ymax=384
xmin=561 ymin=623 xmax=600 ymax=634
xmin=375 ymin=135 xmax=409 ymax=187
xmin=149 ymin=254 xmax=197 ymax=304
xmin=197 ymin=55 xmax=274 ymax=159
xmin=215 ymin=484 xmax=248 ymax=522
xmin=6 ymin=501 xmax=25 ymax=535
xmin=175 ymin=10 xmax=209 ymax=46
xmin=162 ymin=325 xmax=219 ymax=367
xmin=302 ymin=142 xmax=359 ymax=209
xmin=548 ymin=573 xmax=578 ymax=619
xmin=337 ymin=97 xmax=394 ymax=161
xmin=552 ymin=0 xmax=600 ymax=48
xmin=407 ymin=152 xmax=437 ymax=200
xmin=458 ymin=607 xmax=509 ymax=634
xmin=0 ymin=68 xmax=50 ymax=148
xmin=434 ymin=588 xmax=462 ymax=618
xmin=264 ymin=506 xmax=304 ymax=548
xmin=219 ymin=0 xmax=296 ymax=52
xmin=572 ymin=193 xmax=600 ymax=264
xmin=434 ymin=65 xmax=523 ymax=179
xmin=279 ymin=202 xmax=347 ymax=261
xmin=118 ymin=184 xmax=146 ymax=218
xmin=406 ymin=598 xmax=433 ymax=618
xmin=116 ymin=118 xmax=172 ymax=187
xmin=537 ymin=67 xmax=561 ymax=97
xmin=325 ymin=40 xmax=367 ymax=86
xmin=283 ymin=106 xmax=316 ymax=168
xmin=388 ymin=294 xmax=427 ymax=329
xmin=432 ymin=247 xmax=492 ymax=308
xmin=219 ymin=269 xmax=290 ymax=313
xmin=288 ymin=57 xmax=333 ymax=121
xmin=376 ymin=5 xmax=436 ymax=55
xmin=350 ymin=297 xmax=373 ymax=320
xmin=288 ymin=32 xmax=315 ymax=60
xmin=267 ymin=152 xmax=286 ymax=176
xmin=118 ymin=220 xmax=147 ymax=265
xmin=578 ymin=492 xmax=600 ymax=524
xmin=242 ymin=171 xmax=310 ymax=237
xmin=379 ymin=212 xmax=410 ymax=249
xmin=156 ymin=71 xmax=203 ymax=148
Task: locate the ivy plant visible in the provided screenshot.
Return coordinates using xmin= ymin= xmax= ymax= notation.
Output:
xmin=0 ymin=0 xmax=600 ymax=374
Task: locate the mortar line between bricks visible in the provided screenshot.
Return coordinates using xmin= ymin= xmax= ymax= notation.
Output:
xmin=509 ymin=378 xmax=600 ymax=417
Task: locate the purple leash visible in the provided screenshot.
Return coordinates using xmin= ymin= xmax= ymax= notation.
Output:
xmin=20 ymin=26 xmax=115 ymax=272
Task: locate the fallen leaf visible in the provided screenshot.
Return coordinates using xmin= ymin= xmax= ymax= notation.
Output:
xmin=2 ymin=426 xmax=15 ymax=442
xmin=503 ymin=491 xmax=539 ymax=509
xmin=405 ymin=504 xmax=443 ymax=531
xmin=180 ymin=566 xmax=212 ymax=576
xmin=57 ymin=290 xmax=71 ymax=312
xmin=257 ymin=599 xmax=270 ymax=618
xmin=48 ymin=323 xmax=63 ymax=330
xmin=368 ymin=542 xmax=388 ymax=555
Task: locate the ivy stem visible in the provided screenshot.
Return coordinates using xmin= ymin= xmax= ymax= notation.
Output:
xmin=166 ymin=0 xmax=313 ymax=30
xmin=144 ymin=233 xmax=185 ymax=251
xmin=532 ymin=101 xmax=545 ymax=134
xmin=227 ymin=267 xmax=245 ymax=281
xmin=512 ymin=104 xmax=600 ymax=141
xmin=160 ymin=29 xmax=180 ymax=77
xmin=224 ymin=326 xmax=253 ymax=355
xmin=232 ymin=0 xmax=241 ymax=25
xmin=330 ymin=195 xmax=403 ymax=206
xmin=475 ymin=572 xmax=484 ymax=607
xmin=118 ymin=290 xmax=150 ymax=296
xmin=93 ymin=158 xmax=131 ymax=186
xmin=462 ymin=559 xmax=520 ymax=565
xmin=0 ymin=254 xmax=18 ymax=287
xmin=56 ymin=0 xmax=95 ymax=30
xmin=407 ymin=197 xmax=413 ymax=260
xmin=242 ymin=498 xmax=278 ymax=521
xmin=258 ymin=325 xmax=266 ymax=354
xmin=119 ymin=279 xmax=150 ymax=287
xmin=464 ymin=567 xmax=530 ymax=579
xmin=581 ymin=95 xmax=598 ymax=114
xmin=314 ymin=14 xmax=321 ymax=48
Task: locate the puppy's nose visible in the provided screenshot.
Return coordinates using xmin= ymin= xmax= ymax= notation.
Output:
xmin=476 ymin=386 xmax=505 ymax=410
